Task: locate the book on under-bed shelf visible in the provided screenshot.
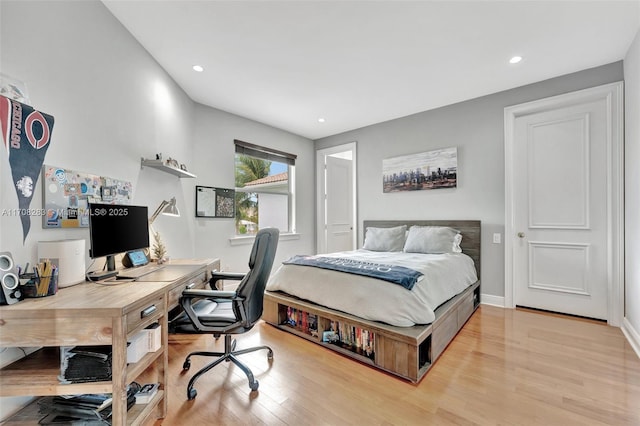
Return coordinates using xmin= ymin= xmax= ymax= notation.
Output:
xmin=327 ymin=320 xmax=375 ymax=360
xmin=283 ymin=306 xmax=318 ymax=337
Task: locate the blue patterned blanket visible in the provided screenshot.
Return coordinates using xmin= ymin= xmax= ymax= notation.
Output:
xmin=283 ymin=255 xmax=423 ymax=290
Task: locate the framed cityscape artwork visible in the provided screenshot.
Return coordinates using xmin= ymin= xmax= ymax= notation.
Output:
xmin=382 ymin=146 xmax=457 ymax=193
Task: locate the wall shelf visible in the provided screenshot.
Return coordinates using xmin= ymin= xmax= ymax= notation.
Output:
xmin=141 ymin=158 xmax=196 ymax=178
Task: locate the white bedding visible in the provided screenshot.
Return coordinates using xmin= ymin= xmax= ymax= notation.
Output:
xmin=265 ymin=249 xmax=478 ymax=327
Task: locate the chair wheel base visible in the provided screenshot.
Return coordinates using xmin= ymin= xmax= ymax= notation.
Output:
xmin=267 ymin=350 xmax=273 ymax=361
xmin=183 ymin=359 xmax=191 ymax=370
xmin=187 ymin=388 xmax=197 ymax=400
xmin=250 ymin=380 xmax=259 ymax=391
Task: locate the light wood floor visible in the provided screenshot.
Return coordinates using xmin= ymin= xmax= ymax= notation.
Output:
xmin=153 ymin=306 xmax=640 ymax=425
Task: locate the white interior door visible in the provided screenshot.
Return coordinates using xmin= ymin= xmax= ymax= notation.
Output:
xmin=505 ymin=82 xmax=623 ymax=322
xmin=316 ymin=143 xmax=357 ymax=254
xmin=325 ymin=155 xmax=353 ymax=253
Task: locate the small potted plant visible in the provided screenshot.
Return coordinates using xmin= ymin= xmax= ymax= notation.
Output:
xmin=152 ymin=231 xmax=167 ymax=264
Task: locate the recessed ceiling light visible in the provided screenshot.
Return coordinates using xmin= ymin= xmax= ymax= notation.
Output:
xmin=509 ymin=56 xmax=523 ymax=64
xmin=318 ymin=118 xmax=326 ymax=123
xmin=192 ymin=65 xmax=204 ymax=72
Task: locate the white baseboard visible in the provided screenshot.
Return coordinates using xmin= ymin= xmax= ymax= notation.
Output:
xmin=480 ymin=294 xmax=505 ymax=308
xmin=622 ymin=317 xmax=640 ymax=359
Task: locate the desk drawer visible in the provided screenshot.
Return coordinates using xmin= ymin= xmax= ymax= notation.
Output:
xmin=126 ymin=295 xmax=165 ymax=334
xmin=168 ymin=280 xmax=206 ymax=310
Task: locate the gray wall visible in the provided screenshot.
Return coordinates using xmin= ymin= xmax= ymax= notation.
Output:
xmin=315 ymin=62 xmax=624 ymax=300
xmin=625 ymin=29 xmax=640 ymax=344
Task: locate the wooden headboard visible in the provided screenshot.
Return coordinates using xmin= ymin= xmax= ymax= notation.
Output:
xmin=362 ymin=220 xmax=481 ymax=280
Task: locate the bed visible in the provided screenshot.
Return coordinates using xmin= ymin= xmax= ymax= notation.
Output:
xmin=263 ymin=220 xmax=481 ymax=382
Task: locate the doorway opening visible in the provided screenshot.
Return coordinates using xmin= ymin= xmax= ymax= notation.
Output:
xmin=316 ymin=142 xmax=357 ymax=254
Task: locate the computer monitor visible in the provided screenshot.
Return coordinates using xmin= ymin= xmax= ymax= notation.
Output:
xmin=88 ymin=203 xmax=149 ymax=273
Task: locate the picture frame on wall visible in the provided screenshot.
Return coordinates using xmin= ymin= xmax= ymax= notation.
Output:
xmin=195 ymin=186 xmax=235 ymax=218
xmin=382 ymin=146 xmax=457 ymax=193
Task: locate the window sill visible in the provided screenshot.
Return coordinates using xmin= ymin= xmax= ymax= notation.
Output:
xmin=229 ymin=232 xmax=301 ymax=246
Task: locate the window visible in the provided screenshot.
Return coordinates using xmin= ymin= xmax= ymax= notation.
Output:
xmin=234 ymin=139 xmax=296 ymax=235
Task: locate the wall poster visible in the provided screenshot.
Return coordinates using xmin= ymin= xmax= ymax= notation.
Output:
xmin=42 ymin=164 xmax=133 ymax=228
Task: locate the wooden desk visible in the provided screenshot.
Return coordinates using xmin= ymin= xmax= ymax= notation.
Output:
xmin=0 ymin=258 xmax=219 ymax=426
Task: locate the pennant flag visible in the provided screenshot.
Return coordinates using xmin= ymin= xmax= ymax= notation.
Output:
xmin=0 ymin=95 xmax=55 ymax=242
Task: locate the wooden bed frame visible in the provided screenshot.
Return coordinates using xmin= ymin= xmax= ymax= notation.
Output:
xmin=263 ymin=220 xmax=481 ymax=383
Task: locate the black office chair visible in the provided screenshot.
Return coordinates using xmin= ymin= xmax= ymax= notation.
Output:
xmin=170 ymin=228 xmax=279 ymax=399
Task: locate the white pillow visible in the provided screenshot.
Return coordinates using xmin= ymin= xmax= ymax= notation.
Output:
xmin=362 ymin=225 xmax=407 ymax=252
xmin=403 ymin=226 xmax=462 ymax=254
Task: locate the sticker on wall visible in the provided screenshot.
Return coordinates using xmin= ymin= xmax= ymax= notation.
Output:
xmin=0 ymin=73 xmax=30 ymax=104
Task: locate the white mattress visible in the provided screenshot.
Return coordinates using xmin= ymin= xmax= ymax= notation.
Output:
xmin=265 ymin=249 xmax=478 ymax=327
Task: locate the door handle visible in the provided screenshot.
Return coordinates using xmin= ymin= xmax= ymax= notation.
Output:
xmin=517 ymin=232 xmax=525 ymax=238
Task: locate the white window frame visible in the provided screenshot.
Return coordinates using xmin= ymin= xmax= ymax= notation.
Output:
xmin=232 ymin=140 xmax=297 ymax=242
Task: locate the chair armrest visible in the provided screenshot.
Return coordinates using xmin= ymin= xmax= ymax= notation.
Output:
xmin=178 ymin=289 xmax=247 ymax=332
xmin=209 ymin=272 xmax=245 ymax=290
xmin=182 ymin=289 xmax=238 ymax=299
xmin=211 ymin=272 xmax=245 ymax=281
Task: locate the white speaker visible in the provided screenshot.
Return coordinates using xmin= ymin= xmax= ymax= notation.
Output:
xmin=38 ymin=239 xmax=85 ymax=288
xmin=0 ymin=252 xmax=21 ymax=304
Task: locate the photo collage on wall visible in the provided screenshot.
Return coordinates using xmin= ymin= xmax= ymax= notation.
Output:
xmin=42 ymin=165 xmax=133 ymax=228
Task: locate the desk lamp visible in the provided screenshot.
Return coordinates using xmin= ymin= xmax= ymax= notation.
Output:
xmin=149 ymin=197 xmax=180 ymax=225
xmin=149 ymin=197 xmax=180 ymax=263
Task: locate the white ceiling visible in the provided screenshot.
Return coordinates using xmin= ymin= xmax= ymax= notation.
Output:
xmin=103 ymin=0 xmax=640 ymax=140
